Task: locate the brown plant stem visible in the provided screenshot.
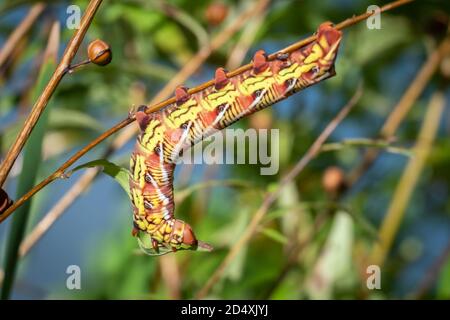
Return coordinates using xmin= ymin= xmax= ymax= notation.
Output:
xmin=0 ymin=0 xmax=413 ymax=225
xmin=347 ymin=35 xmax=450 ymax=187
xmin=15 ymin=0 xmax=270 ymax=254
xmin=369 ymin=91 xmax=445 ymax=267
xmin=321 ymin=33 xmax=450 ymax=296
xmin=159 ymin=254 xmax=181 ymax=299
xmin=196 ymin=84 xmax=363 ymax=299
xmin=1 ymin=21 xmax=61 ymax=300
xmin=110 ymin=0 xmax=271 ymax=152
xmin=226 ymin=2 xmax=268 ymax=71
xmin=143 ymin=0 xmax=414 ymax=114
xmin=18 ymin=168 xmax=98 ymax=257
xmin=0 ymin=0 xmax=103 ymax=187
xmin=0 ymin=3 xmax=46 ymax=70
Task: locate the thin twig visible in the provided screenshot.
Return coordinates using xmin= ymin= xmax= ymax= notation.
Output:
xmin=15 ymin=0 xmax=269 ymax=254
xmin=110 ymin=0 xmax=271 ymax=152
xmin=347 ymin=35 xmax=450 ymax=187
xmin=18 ymin=168 xmax=98 ymax=257
xmin=320 ymin=138 xmax=411 ymax=157
xmin=196 ymin=84 xmax=363 ymax=299
xmin=319 ymin=32 xmax=450 ymax=295
xmin=226 ymin=3 xmax=268 ymax=70
xmin=0 ymin=0 xmax=414 ymax=225
xmin=369 ymin=91 xmax=445 ymax=267
xmin=0 ymin=3 xmax=46 ymax=70
xmin=0 ymin=0 xmax=103 ymax=187
xmin=144 ymin=0 xmax=413 ymax=113
xmin=159 ymin=254 xmax=181 ymax=299
xmin=1 ymin=20 xmax=61 ymax=300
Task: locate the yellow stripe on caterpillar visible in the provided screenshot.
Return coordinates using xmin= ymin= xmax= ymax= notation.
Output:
xmin=141 ymin=119 xmax=164 ymax=151
xmin=132 ymin=188 xmax=145 ymax=216
xmin=304 ymin=43 xmax=324 ymax=64
xmin=202 ymin=82 xmax=240 ymax=111
xmin=165 ymin=103 xmax=202 ymax=129
xmin=128 ymin=22 xmax=343 ymax=254
xmin=238 ymin=69 xmax=274 ymax=96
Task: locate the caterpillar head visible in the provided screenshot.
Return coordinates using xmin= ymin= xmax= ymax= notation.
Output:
xmin=297 ymin=22 xmax=342 ymax=83
xmin=169 ymin=219 xmax=198 ymax=251
xmin=316 ymin=22 xmax=342 ymax=68
xmin=136 ymin=219 xmax=213 ymax=256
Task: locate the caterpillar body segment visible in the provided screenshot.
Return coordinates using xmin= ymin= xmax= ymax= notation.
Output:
xmin=129 ymin=23 xmax=343 ymax=255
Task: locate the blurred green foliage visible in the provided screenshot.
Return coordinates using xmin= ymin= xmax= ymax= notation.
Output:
xmin=0 ymin=0 xmax=450 ymax=300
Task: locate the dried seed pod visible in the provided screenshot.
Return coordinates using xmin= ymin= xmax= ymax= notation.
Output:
xmin=0 ymin=188 xmax=13 ymax=215
xmin=205 ymin=2 xmax=229 ymax=26
xmin=87 ymin=39 xmax=112 ymax=66
xmin=322 ymin=166 xmax=346 ymax=196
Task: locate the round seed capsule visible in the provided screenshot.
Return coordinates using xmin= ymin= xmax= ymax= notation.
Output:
xmin=205 ymin=2 xmax=228 ymax=26
xmin=322 ymin=166 xmax=346 ymax=196
xmin=0 ymin=188 xmax=13 ymax=214
xmin=87 ymin=39 xmax=112 ymax=66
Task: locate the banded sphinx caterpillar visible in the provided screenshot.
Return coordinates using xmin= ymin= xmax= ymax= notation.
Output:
xmin=129 ymin=22 xmax=342 ymax=255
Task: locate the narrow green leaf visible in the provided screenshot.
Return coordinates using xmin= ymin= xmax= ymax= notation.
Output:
xmin=260 ymin=227 xmax=288 ymax=245
xmin=70 ymin=159 xmax=130 ymax=197
xmin=305 ymin=211 xmax=354 ymax=299
xmin=320 ymin=138 xmax=413 ymax=157
xmin=2 ymin=23 xmax=59 ymax=299
xmin=48 ymin=108 xmax=104 ymax=131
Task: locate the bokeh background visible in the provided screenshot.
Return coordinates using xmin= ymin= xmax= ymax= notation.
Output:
xmin=0 ymin=0 xmax=449 ymax=299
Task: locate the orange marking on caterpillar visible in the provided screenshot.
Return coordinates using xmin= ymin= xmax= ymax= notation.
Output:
xmin=175 ymin=86 xmax=190 ymax=105
xmin=252 ymin=50 xmax=269 ymax=74
xmin=214 ymin=67 xmax=229 ymax=90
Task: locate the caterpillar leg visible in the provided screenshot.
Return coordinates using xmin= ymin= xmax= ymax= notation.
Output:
xmin=128 ymin=104 xmax=145 ymax=119
xmin=135 ymin=218 xmax=211 ymax=255
xmin=128 ymin=104 xmax=152 ymax=131
xmin=131 ymin=226 xmax=139 ymax=237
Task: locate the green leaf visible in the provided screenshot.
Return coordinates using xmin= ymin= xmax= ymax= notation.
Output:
xmin=260 ymin=227 xmax=288 ymax=245
xmin=70 ymin=159 xmax=130 ymax=197
xmin=320 ymin=138 xmax=413 ymax=158
xmin=48 ymin=108 xmax=104 ymax=131
xmin=305 ymin=211 xmax=355 ymax=299
xmin=1 ymin=24 xmax=59 ymax=299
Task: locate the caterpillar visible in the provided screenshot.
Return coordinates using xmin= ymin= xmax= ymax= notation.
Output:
xmin=129 ymin=22 xmax=342 ymax=255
